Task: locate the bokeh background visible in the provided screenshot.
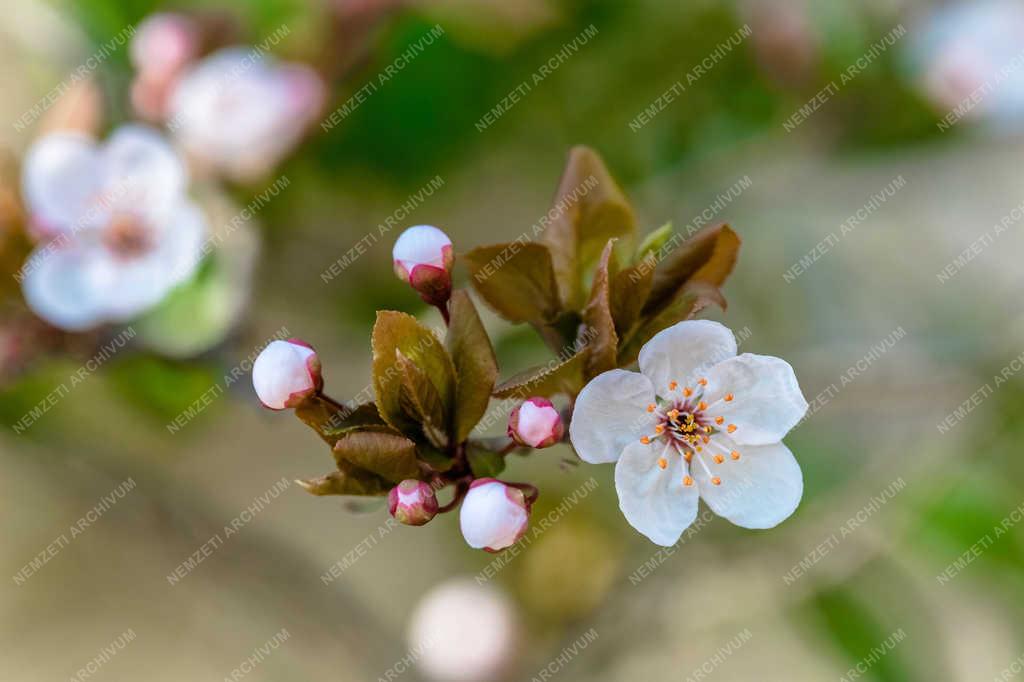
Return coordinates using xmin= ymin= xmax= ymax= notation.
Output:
xmin=3 ymin=0 xmax=1024 ymax=680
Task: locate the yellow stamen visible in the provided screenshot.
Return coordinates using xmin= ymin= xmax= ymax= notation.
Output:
xmin=668 ymin=409 xmax=680 ymax=419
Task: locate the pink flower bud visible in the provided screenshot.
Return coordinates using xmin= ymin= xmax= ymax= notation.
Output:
xmin=392 ymin=225 xmax=453 ymax=306
xmin=459 ymin=479 xmax=531 ymax=552
xmin=388 ymin=480 xmax=439 ymax=526
xmin=507 ymin=397 xmax=563 ymax=448
xmin=252 ymin=339 xmax=322 ymax=410
xmin=130 ymin=13 xmax=199 ymax=81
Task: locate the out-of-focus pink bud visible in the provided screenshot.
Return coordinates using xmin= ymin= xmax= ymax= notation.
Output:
xmin=130 ymin=13 xmax=199 ymax=81
xmin=507 ymin=397 xmax=563 ymax=448
xmin=392 ymin=225 xmax=453 ymax=306
xmin=252 ymin=339 xmax=322 ymax=410
xmin=388 ymin=480 xmax=438 ymax=526
xmin=459 ymin=479 xmax=531 ymax=552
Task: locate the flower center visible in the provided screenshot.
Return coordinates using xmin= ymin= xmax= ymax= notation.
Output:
xmin=639 ymin=379 xmax=740 ymax=488
xmin=103 ymin=214 xmax=153 ymax=260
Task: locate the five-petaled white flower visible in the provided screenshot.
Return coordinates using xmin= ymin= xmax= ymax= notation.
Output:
xmin=20 ymin=125 xmax=206 ymax=331
xmin=570 ymin=320 xmax=808 ymax=546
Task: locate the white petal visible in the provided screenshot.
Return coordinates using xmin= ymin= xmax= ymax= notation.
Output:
xmin=21 ymin=244 xmax=116 ymax=331
xmin=102 ymin=124 xmax=185 ymax=219
xmin=392 ymin=225 xmax=452 ymax=271
xmin=252 ymin=340 xmax=319 ymax=410
xmin=638 ymin=320 xmax=737 ymax=394
xmin=569 ymin=369 xmax=656 ymax=464
xmin=459 ymin=481 xmax=529 ymax=551
xmin=694 ymin=439 xmax=802 ymax=530
xmin=614 ymin=440 xmax=699 ymax=546
xmin=703 ymin=353 xmax=808 ymax=445
xmin=153 ymin=199 xmax=207 ymax=287
xmin=21 ymin=133 xmax=105 ymax=234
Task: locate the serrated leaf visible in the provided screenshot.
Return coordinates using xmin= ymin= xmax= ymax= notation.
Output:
xmin=644 ymin=222 xmax=740 ymax=316
xmin=493 ymin=348 xmax=587 ymax=399
xmin=397 ymin=351 xmax=448 ymax=448
xmin=296 ymin=465 xmax=391 ymax=497
xmin=463 ymin=242 xmax=562 ymax=324
xmin=372 ymin=311 xmax=456 ymax=439
xmin=581 ymin=239 xmax=619 ymax=379
xmin=467 ymin=445 xmax=506 ymax=478
xmin=296 ymin=400 xmax=385 ymax=447
xmin=332 ymin=428 xmax=420 ymax=483
xmin=539 ymin=146 xmax=637 ymax=309
xmin=617 ymin=282 xmax=724 ymax=366
xmin=446 ymin=290 xmax=498 ymax=442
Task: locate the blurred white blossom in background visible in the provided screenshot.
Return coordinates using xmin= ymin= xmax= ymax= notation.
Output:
xmin=20 ymin=125 xmax=205 ymax=331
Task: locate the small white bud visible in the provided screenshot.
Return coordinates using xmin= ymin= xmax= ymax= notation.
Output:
xmin=459 ymin=479 xmax=530 ymax=552
xmin=252 ymin=338 xmax=321 ymax=410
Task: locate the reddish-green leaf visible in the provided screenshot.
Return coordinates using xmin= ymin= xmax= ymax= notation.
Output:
xmin=463 ymin=242 xmax=562 ymax=324
xmin=446 ymin=290 xmax=498 ymax=442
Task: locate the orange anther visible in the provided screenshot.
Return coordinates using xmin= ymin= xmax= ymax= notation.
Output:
xmin=647 ymin=404 xmax=656 ymax=413
xmin=713 ymin=454 xmax=724 ymax=464
xmin=711 ymin=477 xmax=722 ymax=486
xmin=654 ymin=424 xmax=665 ymax=434
xmin=731 ymin=451 xmax=741 ymax=460
xmin=658 ymin=458 xmax=668 ymax=469
xmin=684 ymin=451 xmax=692 ymax=462
xmin=727 ymin=424 xmax=737 ymax=433
xmin=698 ymin=401 xmax=708 ymax=411
xmin=702 ymin=435 xmax=710 ymax=444
xmin=724 ymin=393 xmax=734 ymax=402
xmin=668 ymin=409 xmax=680 ymax=419
xmin=698 ymin=378 xmax=707 ymax=386
xmin=641 ymin=436 xmax=651 ymax=444
xmin=669 ymin=381 xmax=678 ymax=390
xmin=715 ymin=416 xmax=724 ymax=425
xmin=683 ymin=387 xmax=693 ymax=397
xmin=683 ymin=476 xmax=694 ymax=487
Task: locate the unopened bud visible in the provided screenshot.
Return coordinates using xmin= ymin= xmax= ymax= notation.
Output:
xmin=392 ymin=225 xmax=453 ymax=306
xmin=388 ymin=480 xmax=439 ymax=526
xmin=459 ymin=479 xmax=531 ymax=552
xmin=507 ymin=397 xmax=563 ymax=448
xmin=252 ymin=338 xmax=322 ymax=410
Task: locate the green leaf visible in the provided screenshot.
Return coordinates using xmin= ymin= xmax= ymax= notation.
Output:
xmin=493 ymin=348 xmax=587 ymax=399
xmin=617 ymin=282 xmax=724 ymax=366
xmin=463 ymin=242 xmax=562 ymax=324
xmin=580 ymin=239 xmax=619 ymax=379
xmin=397 ymin=351 xmax=449 ymax=448
xmin=446 ymin=290 xmax=499 ymax=442
xmin=635 ymin=222 xmax=673 ymax=261
xmin=295 ymin=399 xmax=385 ymax=447
xmin=644 ymin=222 xmax=740 ymax=317
xmin=467 ymin=445 xmax=506 ymax=478
xmin=296 ymin=466 xmax=391 ymax=497
xmin=332 ymin=428 xmax=420 ymax=483
xmin=372 ymin=311 xmax=456 ymax=438
xmin=539 ymin=146 xmax=638 ymax=310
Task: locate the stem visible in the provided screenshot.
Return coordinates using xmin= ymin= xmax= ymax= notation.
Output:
xmin=437 ymin=479 xmax=470 ymax=513
xmin=316 ymin=391 xmax=351 ymax=415
xmin=435 ymin=302 xmax=451 ymax=326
